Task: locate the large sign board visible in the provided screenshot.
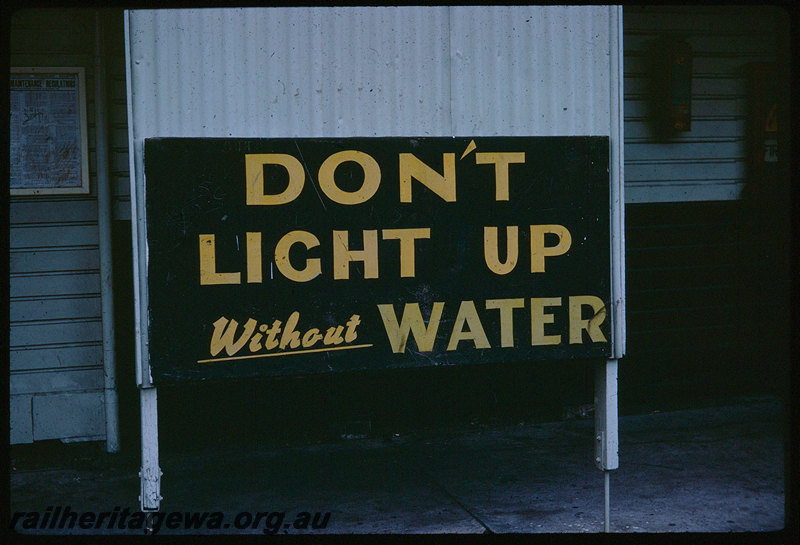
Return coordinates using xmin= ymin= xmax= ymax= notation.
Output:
xmin=144 ymin=137 xmax=610 ymax=382
xmin=10 ymin=67 xmax=90 ymax=195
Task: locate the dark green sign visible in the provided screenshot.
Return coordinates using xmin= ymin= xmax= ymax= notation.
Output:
xmin=144 ymin=137 xmax=610 ymax=382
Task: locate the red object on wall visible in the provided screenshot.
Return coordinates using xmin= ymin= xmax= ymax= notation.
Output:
xmin=746 ymin=63 xmax=779 ymax=186
xmin=649 ymin=36 xmax=693 ymax=138
xmin=666 ymin=39 xmax=693 ymax=132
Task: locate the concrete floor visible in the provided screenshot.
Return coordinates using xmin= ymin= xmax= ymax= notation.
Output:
xmin=9 ymin=395 xmax=787 ymax=536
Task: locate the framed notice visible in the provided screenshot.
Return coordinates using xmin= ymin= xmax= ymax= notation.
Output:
xmin=10 ymin=67 xmax=90 ymax=195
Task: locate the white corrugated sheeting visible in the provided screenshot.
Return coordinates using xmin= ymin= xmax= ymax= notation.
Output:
xmin=126 ymin=6 xmax=625 ymax=382
xmin=450 ymin=6 xmax=613 ymax=136
xmin=127 ymin=8 xmax=450 ymax=137
xmin=126 ymin=6 xmax=617 ymax=138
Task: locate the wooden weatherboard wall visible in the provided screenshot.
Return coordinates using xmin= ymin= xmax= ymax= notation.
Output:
xmin=623 ymin=5 xmax=784 ymax=204
xmin=10 ymin=9 xmax=103 ymax=443
xmin=144 ymin=137 xmax=611 ymax=382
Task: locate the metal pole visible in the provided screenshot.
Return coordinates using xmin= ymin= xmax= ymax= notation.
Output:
xmin=95 ymin=9 xmax=119 ymax=454
xmin=604 ymin=470 xmax=610 ymax=532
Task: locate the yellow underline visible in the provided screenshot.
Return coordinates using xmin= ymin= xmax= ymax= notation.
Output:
xmin=197 ymin=343 xmax=374 ymax=364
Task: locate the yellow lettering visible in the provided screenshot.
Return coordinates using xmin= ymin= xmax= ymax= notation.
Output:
xmin=324 ymin=325 xmax=345 ymax=345
xmin=301 ymin=328 xmax=323 ymax=348
xmin=246 ymin=232 xmax=262 ymax=283
xmin=209 ymin=316 xmax=256 ymax=356
xmin=377 ymin=302 xmax=444 ymax=353
xmin=248 ymin=332 xmax=263 ymax=352
xmin=530 ymin=225 xmax=572 ymax=273
xmin=475 ymin=152 xmax=525 ymax=201
xmin=568 ymin=295 xmax=607 ymax=344
xmin=531 ymin=297 xmax=562 ymax=346
xmin=333 ymin=230 xmax=379 ymax=279
xmin=344 ymin=314 xmax=361 ymax=342
xmin=399 ymin=153 xmax=456 ymax=202
xmin=245 ymin=153 xmax=305 ymax=205
xmin=279 ymin=311 xmax=302 ymax=350
xmin=381 ymin=228 xmax=430 ymax=278
xmin=199 ymin=234 xmax=241 ymax=285
xmin=263 ymin=320 xmax=281 ymax=350
xmin=447 ymin=300 xmax=490 ymax=351
xmin=318 ymin=150 xmax=381 ymax=205
xmin=274 ymin=230 xmax=321 ymax=282
xmin=486 ymin=298 xmax=525 ymax=348
xmin=484 ymin=226 xmax=519 ymax=275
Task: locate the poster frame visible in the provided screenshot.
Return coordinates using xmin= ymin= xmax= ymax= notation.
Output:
xmin=10 ymin=66 xmax=91 ymax=196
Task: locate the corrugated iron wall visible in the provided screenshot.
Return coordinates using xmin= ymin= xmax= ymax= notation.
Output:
xmin=10 ymin=9 xmax=106 ymax=443
xmin=125 ymin=7 xmax=616 ymax=138
xmin=450 ymin=6 xmax=613 ymax=136
xmin=127 ymin=7 xmax=450 ymax=138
